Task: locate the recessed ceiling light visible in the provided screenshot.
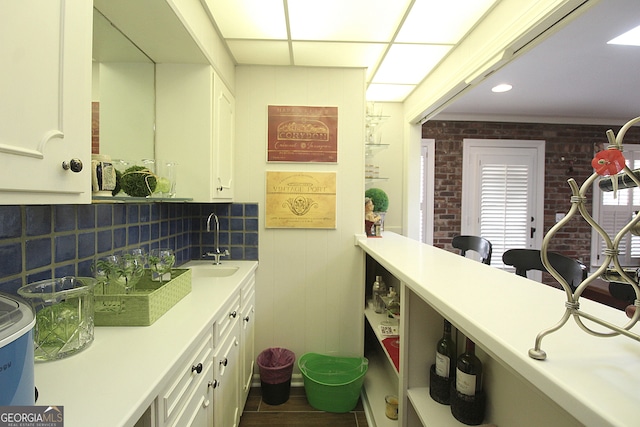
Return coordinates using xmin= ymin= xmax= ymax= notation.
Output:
xmin=608 ymin=24 xmax=640 ymax=46
xmin=491 ymin=83 xmax=512 ymax=93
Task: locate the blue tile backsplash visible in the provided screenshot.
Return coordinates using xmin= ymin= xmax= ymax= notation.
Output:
xmin=0 ymin=202 xmax=259 ymax=295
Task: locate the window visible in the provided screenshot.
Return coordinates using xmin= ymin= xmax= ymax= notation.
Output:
xmin=591 ymin=144 xmax=640 ymax=268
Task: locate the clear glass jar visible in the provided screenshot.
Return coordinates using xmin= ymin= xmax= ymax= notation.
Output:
xmin=18 ymin=277 xmax=97 ymax=362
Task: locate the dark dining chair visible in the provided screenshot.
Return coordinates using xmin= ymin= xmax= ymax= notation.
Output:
xmin=451 ymin=235 xmax=492 ymax=265
xmin=502 ymin=248 xmax=588 ymax=291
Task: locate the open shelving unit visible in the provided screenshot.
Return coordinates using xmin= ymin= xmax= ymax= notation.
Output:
xmin=363 ymin=308 xmax=399 ymax=427
xmin=364 ymin=254 xmax=485 ymax=427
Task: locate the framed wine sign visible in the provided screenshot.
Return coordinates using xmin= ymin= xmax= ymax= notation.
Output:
xmin=267 ymin=105 xmax=338 ymax=163
xmin=265 ymin=171 xmax=336 ymax=229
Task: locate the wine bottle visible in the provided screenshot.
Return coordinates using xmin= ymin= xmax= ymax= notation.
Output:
xmin=456 ymin=338 xmax=483 ymax=397
xmin=598 ymin=168 xmax=640 ymax=191
xmin=435 ymin=319 xmax=456 ymax=379
xmin=372 ymin=276 xmax=386 ymax=314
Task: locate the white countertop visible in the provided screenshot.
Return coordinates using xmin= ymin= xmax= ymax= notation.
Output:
xmin=357 ymin=232 xmax=640 ymax=427
xmin=33 ymin=260 xmax=258 ymax=427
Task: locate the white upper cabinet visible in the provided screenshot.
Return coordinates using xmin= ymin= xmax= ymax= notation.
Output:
xmin=1 ymin=1 xmax=92 ymax=204
xmin=155 ymin=65 xmax=234 ymax=202
xmin=212 ymin=72 xmax=235 ymax=201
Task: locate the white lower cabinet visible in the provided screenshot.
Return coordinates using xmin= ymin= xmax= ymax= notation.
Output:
xmin=213 ymin=293 xmax=241 ymax=427
xmin=239 ymin=275 xmax=256 ymax=407
xmin=169 ymin=361 xmax=214 ymax=427
xmin=159 ymin=329 xmax=214 ymax=427
xmin=151 ymin=271 xmax=255 ymax=427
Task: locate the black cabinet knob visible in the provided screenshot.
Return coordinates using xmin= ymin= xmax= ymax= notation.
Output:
xmin=191 ymin=363 xmax=203 ymax=374
xmin=62 ymin=158 xmax=83 ymax=173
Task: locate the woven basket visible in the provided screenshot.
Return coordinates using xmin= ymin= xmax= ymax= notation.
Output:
xmin=94 ymin=269 xmax=191 ymax=326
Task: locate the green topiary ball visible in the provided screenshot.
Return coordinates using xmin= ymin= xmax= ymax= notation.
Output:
xmin=365 ymin=187 xmax=389 ymax=212
xmin=120 ymin=165 xmax=157 ymax=197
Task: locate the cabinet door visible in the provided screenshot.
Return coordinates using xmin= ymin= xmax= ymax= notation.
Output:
xmin=240 ymin=277 xmax=256 ymax=407
xmin=1 ymin=1 xmax=92 ymax=204
xmin=160 ymin=329 xmax=214 ymax=427
xmin=213 ymin=327 xmax=240 ymax=427
xmin=212 ymin=72 xmax=234 ymax=200
xmin=167 ymin=361 xmax=214 ymax=427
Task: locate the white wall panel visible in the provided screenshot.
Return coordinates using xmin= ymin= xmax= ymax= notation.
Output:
xmin=234 ymin=66 xmax=366 ymax=371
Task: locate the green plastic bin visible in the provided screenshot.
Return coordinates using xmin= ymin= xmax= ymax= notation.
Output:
xmin=298 ymin=353 xmax=368 ymax=413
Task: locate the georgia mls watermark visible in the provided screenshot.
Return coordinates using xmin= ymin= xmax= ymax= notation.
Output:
xmin=0 ymin=406 xmax=63 ymax=427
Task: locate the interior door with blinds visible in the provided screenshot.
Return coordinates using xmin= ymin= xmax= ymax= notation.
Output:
xmin=461 ymin=139 xmax=545 ymax=270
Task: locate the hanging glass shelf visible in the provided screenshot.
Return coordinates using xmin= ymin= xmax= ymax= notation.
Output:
xmin=92 ymin=195 xmax=192 ymax=203
xmin=365 ymin=114 xmax=390 ymax=128
xmin=365 ymin=143 xmax=390 ymax=157
xmin=365 ymin=177 xmax=389 ymax=184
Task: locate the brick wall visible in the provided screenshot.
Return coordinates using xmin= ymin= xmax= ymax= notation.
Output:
xmin=423 ymin=120 xmax=640 ymax=267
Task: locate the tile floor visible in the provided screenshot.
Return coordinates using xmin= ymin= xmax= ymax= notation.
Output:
xmin=239 ymin=386 xmax=369 ymax=427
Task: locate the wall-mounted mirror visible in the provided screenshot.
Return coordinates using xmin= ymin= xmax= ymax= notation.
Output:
xmin=92 ymin=8 xmax=155 ymax=162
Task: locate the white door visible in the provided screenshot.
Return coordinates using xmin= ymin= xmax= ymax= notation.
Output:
xmin=462 ymin=139 xmax=545 ymax=270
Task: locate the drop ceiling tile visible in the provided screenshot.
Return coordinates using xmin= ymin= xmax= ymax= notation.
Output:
xmin=202 ymin=0 xmax=287 ymax=39
xmin=372 ymin=44 xmax=451 ymax=84
xmin=396 ymin=0 xmax=498 ymax=44
xmin=292 ymin=41 xmax=386 ymax=70
xmin=287 ymin=0 xmax=412 ymax=42
xmin=227 ymin=40 xmax=291 ymax=65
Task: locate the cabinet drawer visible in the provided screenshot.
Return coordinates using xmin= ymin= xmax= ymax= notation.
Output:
xmin=160 ymin=329 xmax=214 ymax=424
xmin=214 ymin=292 xmax=240 ymax=347
xmin=165 ymin=360 xmax=213 ymax=427
xmin=241 ymin=275 xmax=255 ymax=303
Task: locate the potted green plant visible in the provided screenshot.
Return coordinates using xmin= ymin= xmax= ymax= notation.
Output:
xmin=365 ymin=187 xmax=389 ymax=231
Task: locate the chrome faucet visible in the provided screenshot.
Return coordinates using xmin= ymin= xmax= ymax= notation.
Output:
xmin=204 ymin=212 xmax=229 ymax=264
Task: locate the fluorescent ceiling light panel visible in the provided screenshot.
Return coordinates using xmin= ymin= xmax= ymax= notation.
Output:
xmin=287 ymin=0 xmax=411 ymax=42
xmin=203 ymin=0 xmax=287 ymax=39
xmin=373 ymin=44 xmax=451 ymax=84
xmin=366 ymin=84 xmax=415 ymax=102
xmin=608 ymin=24 xmax=640 ymax=46
xmin=292 ymin=42 xmax=386 ymax=68
xmin=227 ymin=40 xmax=291 ymax=65
xmin=396 ymin=0 xmax=497 ymax=44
